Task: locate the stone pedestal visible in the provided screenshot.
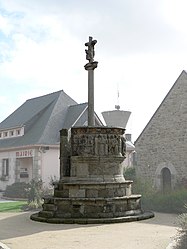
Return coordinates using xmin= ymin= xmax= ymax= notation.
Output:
xmin=31 ymin=127 xmax=154 ymax=223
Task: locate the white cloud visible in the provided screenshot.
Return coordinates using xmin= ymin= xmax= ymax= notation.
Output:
xmin=0 ymin=15 xmax=12 ymax=35
xmin=0 ymin=95 xmax=8 ymax=104
xmin=0 ymin=0 xmax=187 ymax=140
xmin=161 ymin=0 xmax=187 ymax=33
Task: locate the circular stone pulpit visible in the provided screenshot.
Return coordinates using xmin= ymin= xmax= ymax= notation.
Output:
xmin=31 ymin=127 xmax=154 ymax=223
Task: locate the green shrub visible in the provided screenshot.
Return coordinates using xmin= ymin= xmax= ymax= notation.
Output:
xmin=130 ymin=173 xmax=187 ymax=214
xmin=26 ymin=179 xmax=44 ymax=209
xmin=4 ymin=180 xmax=53 ymax=210
xmin=174 ymin=205 xmax=187 ymax=249
xmin=133 ymin=178 xmax=155 ymax=196
xmin=4 ymin=182 xmax=29 ymax=198
xmin=143 ymin=190 xmax=187 ymax=213
xmin=27 ymin=200 xmax=43 ymax=210
xmin=178 ymin=204 xmax=187 ymax=230
xmin=174 ymin=232 xmax=187 ymax=249
xmin=123 ymin=167 xmax=136 ymax=181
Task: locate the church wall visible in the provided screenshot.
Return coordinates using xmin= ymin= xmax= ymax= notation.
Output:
xmin=135 ymin=71 xmax=187 ymax=190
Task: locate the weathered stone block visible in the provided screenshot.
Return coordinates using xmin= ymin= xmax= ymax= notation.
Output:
xmin=84 ymin=204 xmax=103 ymax=215
xmin=57 ymin=203 xmax=71 ymax=213
xmin=113 ymin=188 xmax=122 ymax=197
xmin=56 ymin=212 xmax=71 ymax=218
xmin=39 ymin=211 xmax=54 ymax=218
xmin=54 ymin=189 xmax=69 ymax=198
xmin=43 ymin=204 xmax=57 ymax=212
xmin=115 ymin=201 xmax=128 ymax=212
xmin=76 ymin=163 xmax=89 ymax=177
xmin=103 ymin=203 xmax=115 ymax=213
xmin=86 ymin=189 xmax=98 ymax=198
xmin=88 ymin=163 xmax=103 ymax=175
xmin=44 ymin=198 xmax=55 ymax=204
xmin=98 ymin=189 xmax=108 ymax=197
xmin=69 ymin=189 xmax=85 ymax=198
xmin=126 ymin=185 xmax=132 ymax=196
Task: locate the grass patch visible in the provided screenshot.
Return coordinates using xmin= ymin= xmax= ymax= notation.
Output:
xmin=0 ymin=201 xmax=27 ymax=212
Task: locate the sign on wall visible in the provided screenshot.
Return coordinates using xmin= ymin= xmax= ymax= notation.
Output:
xmin=16 ymin=150 xmax=34 ymax=158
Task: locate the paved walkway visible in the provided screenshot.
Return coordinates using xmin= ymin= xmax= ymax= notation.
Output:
xmin=0 ymin=212 xmax=178 ymax=249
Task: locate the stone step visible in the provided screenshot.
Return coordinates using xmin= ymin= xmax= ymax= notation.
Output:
xmin=54 ymin=186 xmax=132 ymax=198
xmin=43 ymin=204 xmax=57 ymax=211
xmin=39 ymin=210 xmax=54 ymax=218
xmin=57 ymin=180 xmax=133 ymax=188
xmin=44 ymin=194 xmax=141 ymax=203
xmin=31 ymin=211 xmax=154 ymax=224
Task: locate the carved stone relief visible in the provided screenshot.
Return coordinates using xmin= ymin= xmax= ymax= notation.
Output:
xmin=71 ymin=131 xmax=126 ymax=157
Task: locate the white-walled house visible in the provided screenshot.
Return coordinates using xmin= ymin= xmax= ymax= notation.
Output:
xmin=124 ymin=134 xmax=135 ymax=169
xmin=0 ymin=90 xmax=103 ymax=190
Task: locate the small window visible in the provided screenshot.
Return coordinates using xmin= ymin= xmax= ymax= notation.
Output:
xmin=3 ymin=132 xmax=8 ymax=137
xmin=20 ymin=168 xmax=29 ymax=178
xmin=16 ymin=129 xmax=21 ymax=136
xmin=0 ymin=133 xmax=2 ymax=138
xmin=9 ymin=131 xmax=14 ymax=136
xmin=2 ymin=159 xmax=9 ymax=176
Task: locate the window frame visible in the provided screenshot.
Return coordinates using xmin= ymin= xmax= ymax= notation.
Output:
xmin=2 ymin=159 xmax=9 ymax=177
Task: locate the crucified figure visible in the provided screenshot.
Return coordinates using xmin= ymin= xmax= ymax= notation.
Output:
xmin=85 ymin=36 xmax=97 ymax=63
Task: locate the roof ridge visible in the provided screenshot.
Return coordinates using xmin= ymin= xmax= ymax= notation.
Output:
xmin=26 ymin=90 xmax=64 ymax=102
xmin=69 ymin=102 xmax=88 ymax=107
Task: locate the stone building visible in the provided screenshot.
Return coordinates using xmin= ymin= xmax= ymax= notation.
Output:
xmin=102 ymin=109 xmax=135 ymax=169
xmin=135 ymin=70 xmax=187 ymax=192
xmin=0 ymin=90 xmax=102 ymax=191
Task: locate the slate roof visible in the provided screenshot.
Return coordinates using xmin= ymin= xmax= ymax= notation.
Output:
xmin=0 ymin=90 xmax=94 ymax=149
xmin=63 ymin=103 xmax=88 ymax=129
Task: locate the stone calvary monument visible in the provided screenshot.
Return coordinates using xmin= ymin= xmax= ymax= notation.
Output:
xmin=31 ymin=37 xmax=154 ymax=223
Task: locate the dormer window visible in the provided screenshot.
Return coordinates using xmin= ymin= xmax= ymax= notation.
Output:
xmin=3 ymin=132 xmax=8 ymax=137
xmin=0 ymin=127 xmax=24 ymax=139
xmin=16 ymin=129 xmax=21 ymax=135
xmin=9 ymin=131 xmax=14 ymax=136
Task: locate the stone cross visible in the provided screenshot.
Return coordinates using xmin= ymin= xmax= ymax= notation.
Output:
xmin=84 ymin=36 xmax=98 ymax=126
xmin=85 ymin=36 xmax=97 ymax=63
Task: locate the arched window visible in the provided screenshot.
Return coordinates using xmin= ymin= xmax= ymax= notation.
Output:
xmin=161 ymin=167 xmax=171 ymax=193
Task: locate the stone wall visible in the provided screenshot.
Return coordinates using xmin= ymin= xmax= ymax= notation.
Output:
xmin=135 ymin=71 xmax=187 ymax=190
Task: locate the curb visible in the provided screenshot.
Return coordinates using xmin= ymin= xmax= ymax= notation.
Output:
xmin=0 ymin=242 xmax=11 ymax=249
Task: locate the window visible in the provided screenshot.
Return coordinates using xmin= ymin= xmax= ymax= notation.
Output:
xmin=3 ymin=132 xmax=8 ymax=137
xmin=0 ymin=127 xmax=24 ymax=139
xmin=9 ymin=131 xmax=14 ymax=136
xmin=16 ymin=129 xmax=21 ymax=135
xmin=20 ymin=168 xmax=29 ymax=178
xmin=2 ymin=159 xmax=9 ymax=176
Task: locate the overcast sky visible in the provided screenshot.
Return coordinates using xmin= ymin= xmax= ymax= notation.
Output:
xmin=0 ymin=0 xmax=187 ymax=141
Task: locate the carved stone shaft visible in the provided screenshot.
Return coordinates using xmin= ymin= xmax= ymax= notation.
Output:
xmin=84 ymin=36 xmax=98 ymax=127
